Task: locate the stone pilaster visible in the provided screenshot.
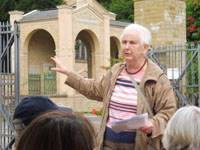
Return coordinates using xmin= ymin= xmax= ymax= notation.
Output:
xmin=103 ymin=13 xmax=110 ymax=70
xmin=9 ymin=10 xmax=24 ymax=26
xmin=57 ymin=5 xmax=74 ymax=96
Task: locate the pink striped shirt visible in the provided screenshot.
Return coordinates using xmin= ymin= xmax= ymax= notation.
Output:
xmin=107 ymin=68 xmax=145 ymax=131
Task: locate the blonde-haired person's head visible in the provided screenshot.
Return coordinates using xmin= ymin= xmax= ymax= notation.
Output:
xmin=162 ymin=105 xmax=200 ymax=150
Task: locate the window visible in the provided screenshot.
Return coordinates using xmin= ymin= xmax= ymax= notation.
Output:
xmin=75 ymin=40 xmax=87 ymax=61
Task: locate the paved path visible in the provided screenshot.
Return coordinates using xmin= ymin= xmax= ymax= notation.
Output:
xmin=84 ymin=114 xmax=102 ymax=131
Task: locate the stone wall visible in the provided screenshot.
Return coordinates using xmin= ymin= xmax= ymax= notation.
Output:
xmin=134 ymin=0 xmax=186 ymax=45
xmin=51 ymin=95 xmax=103 ymax=112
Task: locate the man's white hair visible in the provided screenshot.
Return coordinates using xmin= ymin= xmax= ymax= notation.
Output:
xmin=162 ymin=105 xmax=200 ymax=150
xmin=120 ymin=23 xmax=152 ymax=45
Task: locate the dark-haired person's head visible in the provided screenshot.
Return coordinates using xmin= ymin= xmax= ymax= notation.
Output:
xmin=13 ymin=96 xmax=72 ymax=145
xmin=16 ymin=111 xmax=96 ymax=150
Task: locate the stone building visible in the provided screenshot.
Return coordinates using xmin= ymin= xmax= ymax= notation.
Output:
xmin=9 ymin=0 xmax=130 ymax=111
xmin=9 ymin=0 xmax=186 ymax=112
xmin=134 ymin=0 xmax=186 ymax=45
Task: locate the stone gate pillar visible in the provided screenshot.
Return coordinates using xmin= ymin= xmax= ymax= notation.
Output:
xmin=134 ymin=0 xmax=186 ymax=45
xmin=9 ymin=11 xmax=24 ymax=74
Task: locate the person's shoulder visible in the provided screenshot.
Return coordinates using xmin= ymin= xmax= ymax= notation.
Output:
xmin=145 ymin=59 xmax=166 ymax=81
xmin=147 ymin=59 xmax=164 ymax=74
xmin=110 ymin=62 xmax=125 ymax=71
xmin=158 ymin=73 xmax=169 ymax=84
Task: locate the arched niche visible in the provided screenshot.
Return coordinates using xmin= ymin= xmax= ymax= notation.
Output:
xmin=75 ymin=29 xmax=99 ymax=78
xmin=110 ymin=36 xmax=121 ymax=65
xmin=27 ymin=29 xmax=56 ymax=94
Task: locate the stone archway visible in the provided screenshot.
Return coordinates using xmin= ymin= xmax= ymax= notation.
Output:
xmin=110 ymin=36 xmax=121 ymax=65
xmin=110 ymin=36 xmax=121 ymax=58
xmin=28 ymin=29 xmax=56 ymax=94
xmin=75 ymin=29 xmax=99 ymax=78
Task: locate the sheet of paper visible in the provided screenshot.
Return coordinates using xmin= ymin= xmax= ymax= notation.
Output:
xmin=111 ymin=113 xmax=148 ymax=132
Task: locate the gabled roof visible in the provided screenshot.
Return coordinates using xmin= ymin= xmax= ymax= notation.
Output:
xmin=110 ymin=20 xmax=131 ymax=27
xmin=20 ymin=9 xmax=58 ymax=22
xmin=72 ymin=4 xmax=103 ymax=20
xmin=20 ymin=7 xmax=130 ymax=27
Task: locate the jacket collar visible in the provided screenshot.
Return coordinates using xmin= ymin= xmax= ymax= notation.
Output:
xmin=144 ymin=58 xmax=164 ymax=81
xmin=120 ymin=58 xmax=164 ymax=82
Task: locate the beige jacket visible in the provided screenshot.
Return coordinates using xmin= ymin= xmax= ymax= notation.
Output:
xmin=65 ymin=59 xmax=176 ymax=150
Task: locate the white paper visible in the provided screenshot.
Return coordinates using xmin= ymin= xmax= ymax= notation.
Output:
xmin=167 ymin=68 xmax=180 ymax=79
xmin=111 ymin=113 xmax=148 ymax=132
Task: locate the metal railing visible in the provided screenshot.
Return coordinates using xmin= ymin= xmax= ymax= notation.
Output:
xmin=0 ymin=21 xmax=20 ymax=150
xmin=147 ymin=43 xmax=200 ymax=107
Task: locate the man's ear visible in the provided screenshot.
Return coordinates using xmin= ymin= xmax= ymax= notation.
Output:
xmin=143 ymin=44 xmax=149 ymax=55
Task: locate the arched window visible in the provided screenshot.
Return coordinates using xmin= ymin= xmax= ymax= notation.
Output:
xmin=75 ymin=39 xmax=87 ymax=61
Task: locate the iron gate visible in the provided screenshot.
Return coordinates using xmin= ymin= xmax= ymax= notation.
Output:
xmin=44 ymin=72 xmax=56 ymax=95
xmin=147 ymin=43 xmax=200 ymax=107
xmin=28 ymin=72 xmax=57 ymax=95
xmin=28 ymin=74 xmax=41 ymax=95
xmin=0 ymin=21 xmax=20 ymax=150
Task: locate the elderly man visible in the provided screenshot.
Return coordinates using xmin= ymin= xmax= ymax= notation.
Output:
xmin=51 ymin=23 xmax=176 ymax=150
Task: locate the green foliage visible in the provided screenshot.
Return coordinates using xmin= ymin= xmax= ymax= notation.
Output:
xmin=97 ymin=0 xmax=112 ymax=9
xmin=97 ymin=0 xmax=134 ymax=22
xmin=186 ymin=0 xmax=200 ymax=42
xmin=0 ymin=0 xmax=65 ymax=21
xmin=0 ymin=0 xmax=17 ymax=21
xmin=186 ymin=49 xmax=199 ymax=105
xmin=16 ymin=0 xmax=65 ymax=13
xmin=1 ymin=0 xmax=134 ymax=22
xmin=186 ymin=1 xmax=200 ymax=106
xmin=109 ymin=0 xmax=134 ymax=22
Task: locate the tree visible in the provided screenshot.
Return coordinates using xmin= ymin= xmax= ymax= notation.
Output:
xmin=186 ymin=0 xmax=200 ymax=42
xmin=186 ymin=1 xmax=200 ymax=106
xmin=0 ymin=0 xmax=65 ymax=21
xmin=97 ymin=0 xmax=134 ymax=22
xmin=16 ymin=0 xmax=65 ymax=13
xmin=97 ymin=0 xmax=112 ymax=9
xmin=109 ymin=0 xmax=134 ymax=22
xmin=0 ymin=0 xmax=17 ymax=21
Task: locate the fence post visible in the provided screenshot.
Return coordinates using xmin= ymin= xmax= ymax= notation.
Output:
xmin=197 ymin=43 xmax=200 ymax=107
xmin=14 ymin=21 xmax=20 ymax=105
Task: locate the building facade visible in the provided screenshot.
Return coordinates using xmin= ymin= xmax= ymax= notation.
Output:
xmin=9 ymin=0 xmax=130 ymax=111
xmin=9 ymin=0 xmax=186 ymax=111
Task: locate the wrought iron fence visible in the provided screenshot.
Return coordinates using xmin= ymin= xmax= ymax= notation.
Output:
xmin=0 ymin=21 xmax=20 ymax=149
xmin=147 ymin=43 xmax=200 ymax=107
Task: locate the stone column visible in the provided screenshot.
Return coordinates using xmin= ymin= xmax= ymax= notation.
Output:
xmin=9 ymin=11 xmax=24 ymax=74
xmin=9 ymin=10 xmax=24 ymax=26
xmin=65 ymin=0 xmax=76 ymax=6
xmin=103 ymin=13 xmax=110 ymax=70
xmin=57 ymin=5 xmax=74 ymax=96
xmin=134 ymin=0 xmax=186 ymax=45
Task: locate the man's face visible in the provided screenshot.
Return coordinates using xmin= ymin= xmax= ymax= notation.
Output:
xmin=121 ymin=30 xmax=148 ymax=62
